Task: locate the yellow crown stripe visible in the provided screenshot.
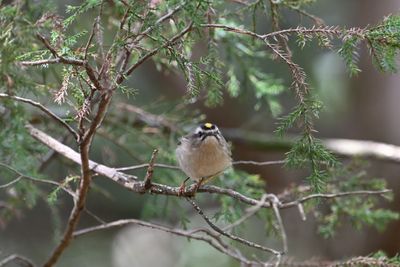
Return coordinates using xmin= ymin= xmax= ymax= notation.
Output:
xmin=204 ymin=123 xmax=213 ymax=129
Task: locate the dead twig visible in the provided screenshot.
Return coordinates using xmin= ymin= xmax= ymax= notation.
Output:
xmin=143 ymin=149 xmax=159 ymax=190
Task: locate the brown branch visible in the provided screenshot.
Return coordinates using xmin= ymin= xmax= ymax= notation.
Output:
xmin=36 ymin=34 xmax=85 ymax=66
xmin=118 ymin=22 xmax=194 ymax=84
xmin=0 ymin=254 xmax=35 ymax=267
xmin=84 ymin=21 xmax=97 ymax=60
xmin=143 ymin=149 xmax=158 ymax=190
xmin=43 ymin=90 xmax=113 ymax=266
xmin=35 ymin=33 xmax=102 ymax=93
xmin=81 ymin=93 xmax=111 ymax=145
xmin=0 ymin=93 xmax=78 ymax=140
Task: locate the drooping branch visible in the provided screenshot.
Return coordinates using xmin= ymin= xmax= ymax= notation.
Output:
xmin=186 ymin=197 xmax=282 ymax=256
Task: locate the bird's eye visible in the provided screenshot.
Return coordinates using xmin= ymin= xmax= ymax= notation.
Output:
xmin=196 ymin=131 xmax=204 ymax=138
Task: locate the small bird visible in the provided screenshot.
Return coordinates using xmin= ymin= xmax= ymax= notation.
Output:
xmin=175 ymin=123 xmax=232 ymax=195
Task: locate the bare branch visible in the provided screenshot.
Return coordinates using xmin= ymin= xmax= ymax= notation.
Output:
xmin=0 ymin=93 xmax=78 ymax=140
xmin=25 ymin=124 xmax=392 ymax=208
xmin=73 ymin=218 xmax=260 ymax=266
xmin=269 ymin=195 xmax=288 ymax=253
xmin=116 ymin=163 xmax=180 ymax=171
xmin=186 ymin=197 xmax=282 ymax=256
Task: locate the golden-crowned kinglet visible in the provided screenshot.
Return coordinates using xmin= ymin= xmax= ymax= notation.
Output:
xmin=175 ymin=123 xmax=232 ymax=195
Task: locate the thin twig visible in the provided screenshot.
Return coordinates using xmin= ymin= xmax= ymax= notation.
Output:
xmin=36 ymin=34 xmax=85 ymax=66
xmin=0 ymin=93 xmax=78 ymax=140
xmin=233 ymin=160 xmax=285 ymax=166
xmin=119 ymin=22 xmax=194 ymax=84
xmin=116 ymin=163 xmax=179 ymax=171
xmin=0 ymin=254 xmax=35 ymax=267
xmin=115 ymin=160 xmax=283 ymax=172
xmin=0 ymin=162 xmax=76 ymax=198
xmin=268 ymin=194 xmax=288 ymax=253
xmin=280 ymin=189 xmax=392 ymax=209
xmin=133 ymin=2 xmax=185 ymax=43
xmin=84 ymin=21 xmax=97 ymax=60
xmin=223 ymin=194 xmax=269 ymax=231
xmin=186 ymin=197 xmax=282 ymax=256
xmin=0 ymin=175 xmax=22 ymax=189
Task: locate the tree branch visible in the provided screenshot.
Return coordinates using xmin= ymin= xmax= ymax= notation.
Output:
xmin=72 ymin=218 xmax=261 ymax=266
xmin=36 ymin=34 xmax=85 ymax=66
xmin=25 ymin=124 xmax=391 ymax=208
xmin=0 ymin=93 xmax=78 ymax=140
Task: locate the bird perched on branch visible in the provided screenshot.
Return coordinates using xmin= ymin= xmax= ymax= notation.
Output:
xmin=175 ymin=123 xmax=232 ymax=196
